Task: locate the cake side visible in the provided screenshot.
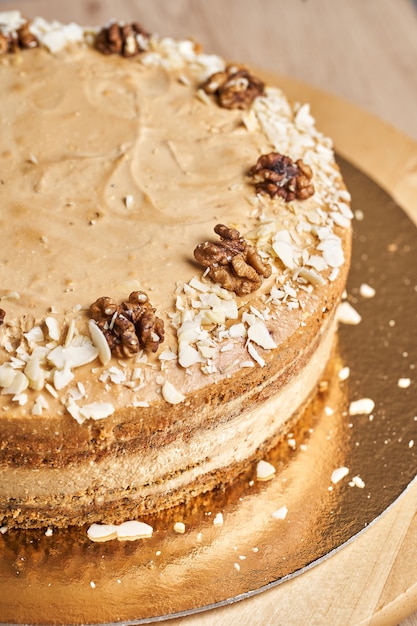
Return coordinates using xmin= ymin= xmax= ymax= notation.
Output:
xmin=2 ymin=309 xmax=338 ymax=529
xmin=0 ymin=13 xmax=353 ymax=529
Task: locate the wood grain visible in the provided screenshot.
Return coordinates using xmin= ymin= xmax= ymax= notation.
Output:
xmin=1 ymin=1 xmax=417 ymax=623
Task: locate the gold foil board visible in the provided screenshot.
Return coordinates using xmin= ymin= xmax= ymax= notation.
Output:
xmin=0 ymin=157 xmax=416 ymax=624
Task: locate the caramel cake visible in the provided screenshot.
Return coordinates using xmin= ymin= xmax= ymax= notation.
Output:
xmin=0 ymin=12 xmax=352 ymax=530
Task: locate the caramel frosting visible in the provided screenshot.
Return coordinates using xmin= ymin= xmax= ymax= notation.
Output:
xmin=0 ymin=13 xmax=352 ymax=424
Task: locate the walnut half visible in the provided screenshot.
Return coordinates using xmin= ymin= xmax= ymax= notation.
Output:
xmin=95 ymin=21 xmax=149 ymax=57
xmin=0 ymin=21 xmax=38 ymax=54
xmin=249 ymin=152 xmax=315 ymax=201
xmin=194 ymin=224 xmax=271 ymax=296
xmin=202 ymin=64 xmax=265 ymax=110
xmin=89 ymin=291 xmax=164 ymax=359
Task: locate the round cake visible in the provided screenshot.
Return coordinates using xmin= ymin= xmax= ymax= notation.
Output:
xmin=0 ymin=12 xmax=352 ymax=530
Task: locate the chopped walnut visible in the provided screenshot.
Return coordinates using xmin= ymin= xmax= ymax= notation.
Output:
xmin=202 ymin=64 xmax=265 ymax=110
xmin=95 ymin=21 xmax=149 ymax=57
xmin=249 ymin=152 xmax=315 ymax=201
xmin=194 ymin=224 xmax=271 ymax=296
xmin=0 ymin=22 xmax=39 ymax=54
xmin=89 ymin=291 xmax=164 ymax=358
xmin=0 ymin=309 xmax=5 ymax=326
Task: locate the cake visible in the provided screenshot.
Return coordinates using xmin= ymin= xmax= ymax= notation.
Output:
xmin=0 ymin=11 xmax=352 ymax=531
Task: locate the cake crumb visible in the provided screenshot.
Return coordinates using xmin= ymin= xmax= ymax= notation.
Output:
xmin=359 ymin=283 xmax=376 ymax=298
xmin=398 ymin=378 xmax=411 ymax=389
xmin=90 ymin=581 xmax=96 ymax=589
xmin=349 ymin=475 xmax=365 ymax=488
xmin=349 ymin=398 xmax=375 ymax=416
xmin=338 ymin=366 xmax=350 ymax=381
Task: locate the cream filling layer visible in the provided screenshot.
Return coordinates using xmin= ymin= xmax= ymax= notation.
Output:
xmin=4 ymin=315 xmax=336 ymax=505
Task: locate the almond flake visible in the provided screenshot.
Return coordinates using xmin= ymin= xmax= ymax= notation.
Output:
xmin=337 ymin=301 xmax=362 ymax=325
xmin=349 ymin=398 xmax=375 ymax=416
xmin=331 ymin=466 xmax=349 ymax=484
xmin=256 ymin=459 xmax=276 ymax=481
xmin=162 ymin=380 xmax=185 ymax=404
xmin=297 ymin=267 xmax=326 ymax=287
xmin=48 ymin=340 xmax=99 ymax=369
xmin=178 ymin=343 xmax=202 ymax=368
xmin=24 ymin=326 xmax=44 ymax=344
xmin=117 ymin=520 xmax=153 ymax=541
xmin=174 ymin=521 xmax=186 ymax=534
xmin=247 ymin=321 xmax=277 ymax=350
xmin=213 ymin=512 xmax=224 ymax=526
xmin=247 ymin=342 xmax=265 ymax=367
xmin=79 ymin=401 xmax=115 ymax=421
xmin=89 ymin=319 xmax=111 ymax=365
xmin=87 ymin=523 xmax=118 ymax=543
xmin=350 ymin=476 xmax=365 ymax=489
xmin=271 ymin=505 xmax=288 ymax=520
xmin=45 ymin=316 xmax=61 ymax=341
xmin=1 ymin=370 xmax=29 ymax=396
xmin=272 ymin=239 xmax=296 ymax=270
xmin=0 ymin=364 xmax=15 ymax=388
xmin=53 ymin=365 xmax=74 ymax=391
xmin=32 ymin=395 xmax=49 ymax=416
xmin=229 ymin=323 xmax=247 ymax=338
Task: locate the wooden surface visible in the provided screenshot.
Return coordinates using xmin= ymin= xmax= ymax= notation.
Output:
xmin=2 ymin=1 xmax=417 ymax=624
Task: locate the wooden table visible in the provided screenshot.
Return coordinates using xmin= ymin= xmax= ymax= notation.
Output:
xmin=2 ymin=1 xmax=417 ymax=624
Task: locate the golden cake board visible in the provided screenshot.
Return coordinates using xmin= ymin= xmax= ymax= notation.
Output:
xmin=1 ymin=68 xmax=417 ymax=626
xmin=160 ymin=73 xmax=417 ymax=626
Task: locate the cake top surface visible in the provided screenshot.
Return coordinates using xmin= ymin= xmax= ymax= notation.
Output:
xmin=0 ymin=12 xmax=352 ymax=422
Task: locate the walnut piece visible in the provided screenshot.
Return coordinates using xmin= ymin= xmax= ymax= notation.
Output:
xmin=95 ymin=21 xmax=149 ymax=57
xmin=249 ymin=152 xmax=315 ymax=201
xmin=0 ymin=21 xmax=38 ymax=54
xmin=89 ymin=291 xmax=164 ymax=358
xmin=0 ymin=308 xmax=5 ymax=326
xmin=202 ymin=64 xmax=265 ymax=110
xmin=194 ymin=224 xmax=271 ymax=296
